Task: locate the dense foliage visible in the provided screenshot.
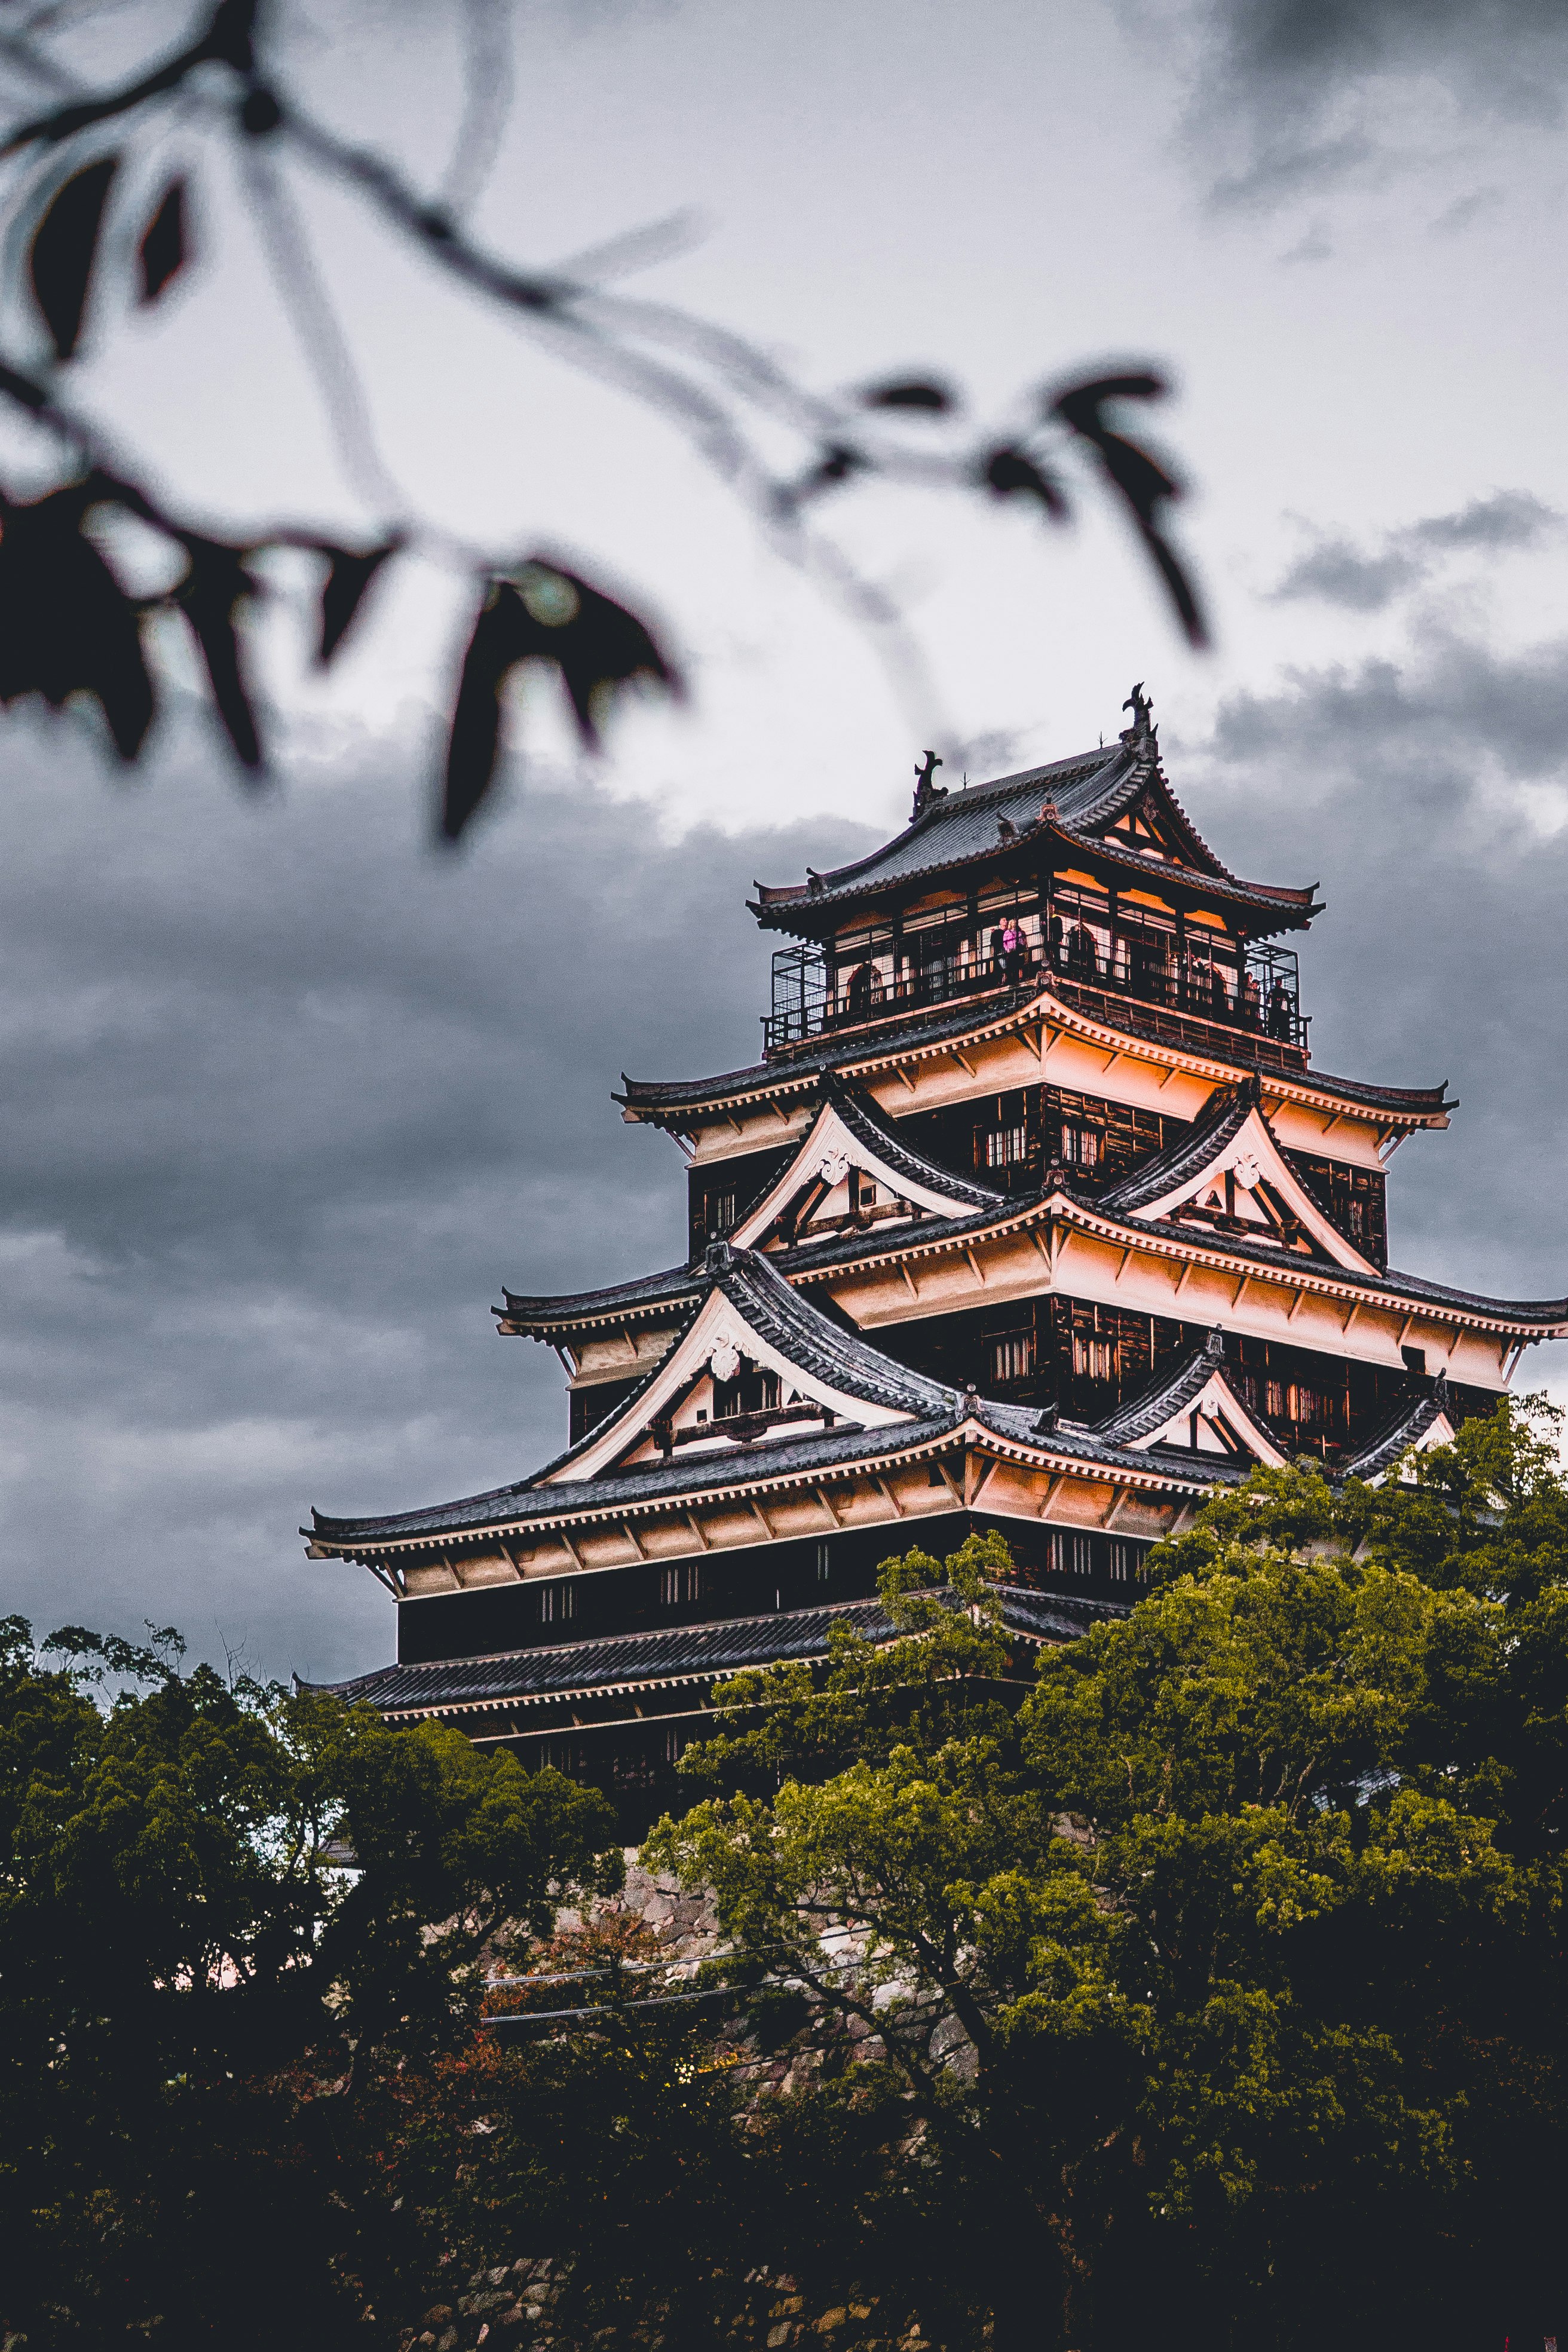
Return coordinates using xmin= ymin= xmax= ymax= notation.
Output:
xmin=5 ymin=1398 xmax=1566 ymax=2349
xmin=651 ymin=1399 xmax=1568 ymax=2350
xmin=0 ymin=1624 xmax=620 ymax=2347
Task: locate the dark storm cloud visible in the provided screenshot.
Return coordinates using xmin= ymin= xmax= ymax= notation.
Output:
xmin=1186 ymin=0 xmax=1568 ymax=207
xmin=1270 ymin=492 xmax=1558 ymax=611
xmin=0 ymin=722 xmax=872 ymax=1685
xmin=1181 ymin=627 xmax=1568 ymax=1352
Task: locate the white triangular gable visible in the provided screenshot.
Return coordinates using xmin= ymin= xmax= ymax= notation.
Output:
xmin=1129 ymin=1104 xmax=1378 ymax=1275
xmin=1130 ymin=1365 xmax=1291 ymax=1466
xmin=544 ymin=1275 xmax=918 ymax=1484
xmin=730 ymin=1098 xmax=979 ymax=1251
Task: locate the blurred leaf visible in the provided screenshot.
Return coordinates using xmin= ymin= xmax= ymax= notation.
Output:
xmin=174 ymin=538 xmax=262 ymax=770
xmin=859 ymin=378 xmax=956 ymax=414
xmin=1049 ymin=372 xmax=1208 ymax=648
xmin=0 ymin=488 xmax=155 ymax=757
xmin=316 ymin=539 xmax=400 ymax=665
xmin=137 ymin=179 xmax=187 ymax=304
xmin=979 ymin=445 xmax=1068 ymax=521
xmin=29 ymin=155 xmax=118 ymax=360
xmin=529 ymin=565 xmax=681 ymax=749
xmin=441 ymin=568 xmax=681 ymax=842
xmin=441 ymin=585 xmax=523 ymax=841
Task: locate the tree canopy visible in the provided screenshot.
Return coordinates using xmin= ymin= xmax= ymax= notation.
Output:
xmin=6 ymin=1399 xmax=1567 ymax=2349
xmin=0 ymin=1621 xmax=620 ymax=2346
xmin=650 ymin=1399 xmax=1568 ymax=2351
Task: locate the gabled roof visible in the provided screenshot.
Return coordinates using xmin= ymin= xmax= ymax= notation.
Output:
xmin=497 ymin=1084 xmax=1003 ymax=1342
xmin=544 ymin=1240 xmax=957 ymax=1486
xmin=750 ymin=734 xmax=1319 ymax=936
xmin=1099 ymin=1080 xmax=1381 ymax=1275
xmin=731 ymin=1079 xmax=1006 ymax=1248
xmin=308 ymin=1584 xmax=1126 ymax=1719
xmin=1338 ymin=1387 xmax=1457 ymax=1482
xmin=494 ymin=1100 xmax=1567 ymax=1370
xmin=307 ymin=1248 xmax=1289 ymax=1557
xmin=1089 ymin=1335 xmax=1291 ymax=1465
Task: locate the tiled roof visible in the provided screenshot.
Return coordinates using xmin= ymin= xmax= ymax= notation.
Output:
xmin=1118 ymin=1210 xmax=1568 ymax=1328
xmin=752 ymin=746 xmax=1134 ymax=914
xmin=969 ymin=1388 xmax=1249 ymax=1479
xmin=307 ymin=1406 xmax=963 ymax=1549
xmin=750 ymin=742 xmax=1317 ymax=930
xmin=1090 ymin=1337 xmax=1230 ymax=1446
xmin=1097 ymin=1086 xmax=1254 ymax=1217
xmin=708 ymin=1241 xmax=957 ymax=1417
xmin=498 ymin=1262 xmax=702 ymax=1333
xmin=306 ymin=1240 xmax=1265 ymax=1554
xmin=495 ymin=1078 xmax=1009 ymax=1342
xmin=488 ymin=1114 xmax=1566 ymax=1380
xmin=767 ymin=1167 xmax=1565 ymax=1334
xmin=617 ymin=996 xmax=1451 ymax=1120
xmin=1337 ymin=1389 xmax=1451 ymax=1480
xmin=308 ymin=1584 xmax=1128 ymax=1715
xmin=618 ymin=990 xmax=1036 ymax=1112
xmin=827 ymin=1079 xmax=1008 ymax=1212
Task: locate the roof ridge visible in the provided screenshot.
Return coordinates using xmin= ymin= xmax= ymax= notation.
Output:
xmin=823 ymin=1075 xmax=1008 ymax=1211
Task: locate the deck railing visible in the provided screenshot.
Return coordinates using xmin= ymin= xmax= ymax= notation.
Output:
xmin=763 ymin=944 xmax=1307 ymax=1066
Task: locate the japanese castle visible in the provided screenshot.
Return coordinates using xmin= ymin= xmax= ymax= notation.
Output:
xmin=308 ymin=695 xmax=1567 ymax=1813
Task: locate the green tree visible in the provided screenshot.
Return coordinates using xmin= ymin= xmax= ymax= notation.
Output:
xmin=0 ymin=1616 xmax=621 ymax=2349
xmin=648 ymin=1408 xmax=1568 ymax=2352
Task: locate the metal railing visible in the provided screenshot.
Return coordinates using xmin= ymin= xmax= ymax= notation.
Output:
xmin=764 ymin=941 xmax=1306 ymax=1058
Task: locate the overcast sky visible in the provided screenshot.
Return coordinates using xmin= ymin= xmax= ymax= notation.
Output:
xmin=1 ymin=0 xmax=1565 ymax=1682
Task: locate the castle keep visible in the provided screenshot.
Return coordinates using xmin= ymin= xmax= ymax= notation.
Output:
xmin=307 ymin=697 xmax=1567 ymax=1809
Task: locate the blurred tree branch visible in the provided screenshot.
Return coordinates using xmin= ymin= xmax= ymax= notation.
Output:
xmin=0 ymin=0 xmax=1209 ymax=841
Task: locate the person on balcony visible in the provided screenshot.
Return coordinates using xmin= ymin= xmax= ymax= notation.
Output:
xmin=1242 ymin=972 xmax=1262 ymax=1027
xmin=846 ymin=961 xmax=874 ymax=1019
xmin=1000 ymin=916 xmax=1024 ymax=984
xmin=1066 ymin=922 xmax=1099 ymax=979
xmin=1267 ymin=982 xmax=1293 ymax=1040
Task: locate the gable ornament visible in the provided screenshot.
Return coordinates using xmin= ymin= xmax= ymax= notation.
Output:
xmin=708 ymin=1332 xmax=742 ymax=1383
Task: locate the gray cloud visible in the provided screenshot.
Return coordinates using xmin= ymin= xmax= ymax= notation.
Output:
xmin=1189 ymin=0 xmax=1568 ymax=207
xmin=6 ymin=614 xmax=1567 ymax=1698
xmin=1270 ymin=540 xmax=1419 ymax=611
xmin=1405 ymin=491 xmax=1555 ymax=551
xmin=0 ymin=720 xmax=872 ymax=1685
xmin=1429 ymin=186 xmax=1505 ymax=237
xmin=1183 ymin=629 xmax=1568 ymax=1352
xmin=1270 ymin=492 xmax=1558 ymax=611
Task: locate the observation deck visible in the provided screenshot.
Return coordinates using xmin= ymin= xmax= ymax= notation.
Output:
xmin=764 ymin=934 xmax=1308 ymax=1077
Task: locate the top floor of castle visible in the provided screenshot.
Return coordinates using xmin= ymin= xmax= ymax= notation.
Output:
xmin=749 ymin=695 xmax=1320 ymax=1071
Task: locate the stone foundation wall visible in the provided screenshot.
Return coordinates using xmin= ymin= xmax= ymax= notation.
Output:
xmin=399 ymin=1861 xmax=987 ymax=2352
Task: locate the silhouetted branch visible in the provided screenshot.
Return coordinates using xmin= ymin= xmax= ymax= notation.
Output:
xmin=439 ymin=0 xmax=516 ymax=222
xmin=0 ymin=0 xmax=1209 ymax=838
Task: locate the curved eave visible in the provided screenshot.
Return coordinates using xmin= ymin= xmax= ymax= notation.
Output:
xmin=753 ymin=814 xmax=1319 ymax=939
xmin=618 ymin=983 xmax=1453 ymax=1133
xmin=783 ymin=1189 xmax=1568 ymax=1340
xmin=752 ymin=748 xmax=1127 ymax=913
xmin=310 ymin=1585 xmax=1126 ymax=1722
xmin=495 ymin=1285 xmax=700 ymax=1342
xmin=302 ymin=1413 xmax=1229 ymax=1566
